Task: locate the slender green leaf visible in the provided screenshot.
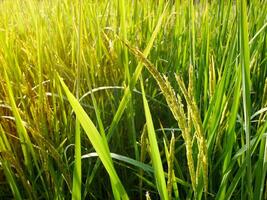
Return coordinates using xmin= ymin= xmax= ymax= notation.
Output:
xmin=141 ymin=79 xmax=168 ymax=200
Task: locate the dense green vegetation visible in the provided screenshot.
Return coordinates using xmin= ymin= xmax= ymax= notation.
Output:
xmin=0 ymin=0 xmax=267 ymax=199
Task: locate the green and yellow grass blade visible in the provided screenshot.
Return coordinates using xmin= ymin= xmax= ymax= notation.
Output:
xmin=58 ymin=75 xmax=129 ymax=200
xmin=0 ymin=125 xmax=22 ymax=200
xmin=3 ymin=67 xmax=32 ymax=172
xmin=240 ymin=0 xmax=252 ymax=198
xmin=3 ymin=66 xmax=49 ymax=198
xmin=218 ymin=67 xmax=241 ymax=200
xmin=85 ymin=4 xmax=169 ymax=187
xmin=72 ymin=0 xmax=82 ymax=199
xmin=141 ymin=79 xmax=168 ymax=200
xmin=106 ymin=3 xmax=169 ymax=141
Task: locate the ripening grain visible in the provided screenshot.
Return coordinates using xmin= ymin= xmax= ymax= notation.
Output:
xmin=0 ymin=0 xmax=266 ymax=199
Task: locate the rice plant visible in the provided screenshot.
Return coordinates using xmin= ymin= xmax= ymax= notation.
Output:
xmin=0 ymin=0 xmax=267 ymax=199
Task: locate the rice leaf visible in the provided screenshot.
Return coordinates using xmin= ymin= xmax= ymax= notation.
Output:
xmin=58 ymin=75 xmax=129 ymax=200
xmin=141 ymin=78 xmax=168 ymax=200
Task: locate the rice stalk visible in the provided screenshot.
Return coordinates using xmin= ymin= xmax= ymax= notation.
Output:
xmin=125 ymin=44 xmax=196 ymax=192
xmin=72 ymin=0 xmax=82 ymax=199
xmin=139 ymin=124 xmax=148 ymax=198
xmin=240 ymin=0 xmax=252 ymax=198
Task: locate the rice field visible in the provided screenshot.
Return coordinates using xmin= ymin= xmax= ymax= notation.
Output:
xmin=0 ymin=0 xmax=267 ymax=199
